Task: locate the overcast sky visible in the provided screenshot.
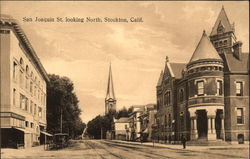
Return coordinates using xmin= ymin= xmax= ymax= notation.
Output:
xmin=2 ymin=1 xmax=249 ymax=123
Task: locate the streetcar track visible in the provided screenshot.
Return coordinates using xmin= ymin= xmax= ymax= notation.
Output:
xmin=84 ymin=140 xmax=124 ymax=159
xmin=102 ymin=140 xmax=174 ymax=159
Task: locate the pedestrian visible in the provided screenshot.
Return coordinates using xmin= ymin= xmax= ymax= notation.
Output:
xmin=181 ymin=135 xmax=186 ymax=149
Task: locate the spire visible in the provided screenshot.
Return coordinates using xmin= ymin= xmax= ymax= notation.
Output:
xmin=189 ymin=30 xmax=222 ymax=63
xmin=210 ymin=6 xmax=234 ymax=36
xmin=106 ymin=63 xmax=115 ymax=100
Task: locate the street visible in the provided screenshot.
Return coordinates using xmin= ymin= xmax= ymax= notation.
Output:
xmin=1 ymin=140 xmax=249 ymax=159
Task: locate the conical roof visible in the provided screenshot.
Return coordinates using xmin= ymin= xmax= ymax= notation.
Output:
xmin=210 ymin=6 xmax=234 ymax=36
xmin=157 ymin=71 xmax=163 ymax=86
xmin=106 ymin=64 xmax=116 ymax=100
xmin=189 ymin=31 xmax=222 ymax=63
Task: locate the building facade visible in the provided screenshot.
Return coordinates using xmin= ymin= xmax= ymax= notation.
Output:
xmin=0 ymin=15 xmax=49 ymax=148
xmin=114 ymin=117 xmax=129 ymax=140
xmin=155 ymin=7 xmax=249 ymax=144
xmin=105 ymin=64 xmax=116 ymax=114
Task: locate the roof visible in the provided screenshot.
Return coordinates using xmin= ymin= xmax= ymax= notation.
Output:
xmin=114 ymin=117 xmax=129 ymax=123
xmin=224 ymin=53 xmax=249 ymax=73
xmin=130 ymin=105 xmax=145 ymax=114
xmin=210 ymin=6 xmax=234 ymax=36
xmin=169 ymin=63 xmax=186 ymax=79
xmin=189 ymin=31 xmax=222 ymax=63
xmin=105 ymin=64 xmax=116 ymax=100
xmin=157 ymin=71 xmax=163 ymax=86
xmin=0 ymin=14 xmax=49 ymax=83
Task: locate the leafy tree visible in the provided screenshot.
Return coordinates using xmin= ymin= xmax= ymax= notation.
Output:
xmin=46 ymin=74 xmax=86 ymax=138
xmin=116 ymin=106 xmax=133 ymax=119
xmin=87 ymin=107 xmax=133 ymax=139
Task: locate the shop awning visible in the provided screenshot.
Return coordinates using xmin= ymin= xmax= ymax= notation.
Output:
xmin=13 ymin=127 xmax=31 ymax=133
xmin=41 ymin=131 xmax=53 ymax=136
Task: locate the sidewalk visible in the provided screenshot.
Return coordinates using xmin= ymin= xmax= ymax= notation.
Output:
xmin=1 ymin=145 xmax=46 ymax=159
xmin=112 ymin=139 xmax=249 ymax=150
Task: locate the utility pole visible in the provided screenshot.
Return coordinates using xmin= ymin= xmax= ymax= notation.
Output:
xmin=60 ymin=107 xmax=63 ymax=133
xmin=101 ymin=127 xmax=103 ymax=140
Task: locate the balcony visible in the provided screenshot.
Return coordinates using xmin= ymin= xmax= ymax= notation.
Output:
xmin=188 ymin=96 xmax=224 ymax=107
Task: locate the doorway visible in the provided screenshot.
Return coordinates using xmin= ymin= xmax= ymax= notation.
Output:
xmin=215 ymin=109 xmax=223 ymax=139
xmin=197 ymin=110 xmax=208 ymax=139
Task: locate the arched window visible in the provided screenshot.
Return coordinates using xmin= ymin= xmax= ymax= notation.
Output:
xmin=31 ymin=71 xmax=33 ymax=78
xmin=215 ymin=42 xmax=218 ymax=47
xmin=25 ymin=65 xmax=29 ymax=73
xmin=219 ymin=41 xmax=223 ymax=46
xmin=20 ymin=58 xmax=24 ymax=67
xmin=223 ymin=40 xmax=227 ymax=45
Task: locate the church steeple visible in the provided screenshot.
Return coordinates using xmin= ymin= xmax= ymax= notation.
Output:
xmin=105 ymin=63 xmax=116 ymax=114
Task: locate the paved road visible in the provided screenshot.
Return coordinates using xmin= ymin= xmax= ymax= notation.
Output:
xmin=1 ymin=140 xmax=248 ymax=159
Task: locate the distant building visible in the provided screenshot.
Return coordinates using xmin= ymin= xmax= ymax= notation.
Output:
xmin=114 ymin=117 xmax=129 ymax=140
xmin=127 ymin=104 xmax=156 ymax=142
xmin=0 ymin=15 xmax=49 ymax=148
xmin=138 ymin=104 xmax=157 ymax=142
xmin=128 ymin=105 xmax=145 ymax=141
xmin=155 ymin=7 xmax=249 ymax=144
xmin=105 ymin=64 xmax=116 ymax=114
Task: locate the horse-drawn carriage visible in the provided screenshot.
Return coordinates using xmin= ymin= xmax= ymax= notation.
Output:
xmin=48 ymin=133 xmax=69 ymax=150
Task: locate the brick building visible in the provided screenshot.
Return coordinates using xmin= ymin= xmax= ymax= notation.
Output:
xmin=0 ymin=15 xmax=49 ymax=148
xmin=155 ymin=7 xmax=249 ymax=144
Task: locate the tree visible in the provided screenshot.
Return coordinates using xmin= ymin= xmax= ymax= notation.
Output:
xmin=87 ymin=107 xmax=133 ymax=139
xmin=116 ymin=106 xmax=133 ymax=119
xmin=46 ymin=74 xmax=86 ymax=138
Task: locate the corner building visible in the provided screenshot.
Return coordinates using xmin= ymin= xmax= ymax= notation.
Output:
xmin=0 ymin=15 xmax=49 ymax=148
xmin=155 ymin=7 xmax=249 ymax=144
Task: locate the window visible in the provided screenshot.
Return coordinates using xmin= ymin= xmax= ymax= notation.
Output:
xmin=38 ymin=107 xmax=42 ymax=117
xmin=19 ymin=70 xmax=23 ymax=87
xmin=20 ymin=94 xmax=25 ymax=109
xmin=168 ymin=114 xmax=171 ymax=127
xmin=236 ymin=81 xmax=243 ymax=96
xmin=34 ymin=86 xmax=36 ymax=97
xmin=25 ymin=121 xmax=29 ymax=127
xmin=20 ymin=58 xmax=23 ymax=66
xmin=217 ymin=80 xmax=223 ymax=95
xmin=30 ymin=81 xmax=33 ymax=94
xmin=164 ymin=115 xmax=167 ymax=127
xmin=223 ymin=40 xmax=227 ymax=45
xmin=13 ymin=88 xmax=16 ymax=106
xmin=237 ymin=108 xmax=244 ymax=124
xmin=30 ymin=101 xmax=33 ymax=114
xmin=26 ymin=65 xmax=29 ymax=74
xmin=215 ymin=42 xmax=218 ymax=47
xmin=197 ymin=81 xmax=204 ymax=96
xmin=25 ymin=76 xmax=28 ymax=89
xmin=219 ymin=41 xmax=222 ymax=46
xmin=180 ymin=89 xmax=184 ymax=102
xmin=164 ymin=91 xmax=171 ymax=105
xmin=25 ymin=98 xmax=28 ymax=111
xmin=31 ymin=122 xmax=34 ymax=128
xmin=13 ymin=62 xmax=17 ymax=80
xmin=34 ymin=104 xmax=37 ymax=115
xmin=38 ymin=90 xmax=40 ymax=100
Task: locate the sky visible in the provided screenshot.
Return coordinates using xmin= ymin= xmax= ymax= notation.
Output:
xmin=1 ymin=1 xmax=249 ymax=123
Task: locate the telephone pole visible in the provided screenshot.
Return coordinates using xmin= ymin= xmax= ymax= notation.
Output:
xmin=60 ymin=107 xmax=63 ymax=133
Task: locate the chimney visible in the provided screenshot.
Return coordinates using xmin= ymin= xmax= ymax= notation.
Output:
xmin=233 ymin=41 xmax=242 ymax=60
